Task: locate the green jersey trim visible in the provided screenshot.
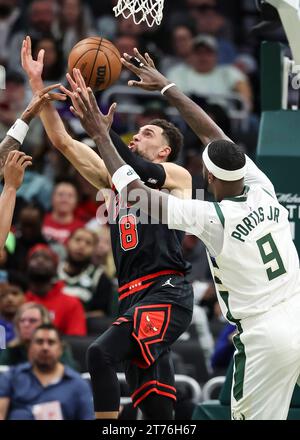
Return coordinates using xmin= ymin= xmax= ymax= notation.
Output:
xmin=213 ymin=202 xmax=225 ymax=228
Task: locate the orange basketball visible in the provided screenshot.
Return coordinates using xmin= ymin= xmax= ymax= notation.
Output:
xmin=68 ymin=37 xmax=122 ymax=91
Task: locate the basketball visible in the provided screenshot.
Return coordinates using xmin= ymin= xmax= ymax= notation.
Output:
xmin=68 ymin=37 xmax=122 ymax=91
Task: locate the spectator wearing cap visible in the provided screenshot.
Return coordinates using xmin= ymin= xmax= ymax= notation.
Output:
xmin=0 ymin=271 xmax=27 ymax=344
xmin=187 ymin=0 xmax=237 ymax=64
xmin=0 ymin=324 xmax=94 ymax=420
xmin=25 ymin=244 xmax=86 ymax=336
xmin=42 ymin=180 xmax=85 ymax=245
xmin=167 ymin=34 xmax=253 ymax=110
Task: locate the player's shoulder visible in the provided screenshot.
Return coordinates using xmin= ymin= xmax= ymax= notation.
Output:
xmin=161 ymin=162 xmax=192 ymax=196
xmin=161 ymin=162 xmax=191 ymax=181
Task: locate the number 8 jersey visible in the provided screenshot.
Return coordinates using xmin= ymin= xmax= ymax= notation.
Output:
xmin=167 ymin=156 xmax=300 ymax=322
xmin=108 ymin=186 xmax=191 ymax=314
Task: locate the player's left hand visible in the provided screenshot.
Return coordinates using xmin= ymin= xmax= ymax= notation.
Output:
xmin=70 ymin=87 xmax=117 ymax=141
xmin=20 ymin=84 xmax=67 ymax=124
xmin=121 ymin=48 xmax=170 ymax=91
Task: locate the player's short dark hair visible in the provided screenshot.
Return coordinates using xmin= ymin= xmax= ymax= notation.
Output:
xmin=208 ymin=140 xmax=246 ymax=171
xmin=32 ymin=323 xmax=61 ymax=341
xmin=150 ymin=119 xmax=183 ymax=162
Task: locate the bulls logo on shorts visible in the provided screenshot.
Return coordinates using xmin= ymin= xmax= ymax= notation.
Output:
xmin=132 ymin=304 xmax=171 ymax=368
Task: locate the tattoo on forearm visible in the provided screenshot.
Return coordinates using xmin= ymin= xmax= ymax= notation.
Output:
xmin=0 ymin=136 xmax=20 ymax=177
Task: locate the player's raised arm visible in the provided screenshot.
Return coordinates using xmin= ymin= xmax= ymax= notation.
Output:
xmin=21 ymin=36 xmax=110 ymax=190
xmin=0 ymin=151 xmax=32 ymax=250
xmin=121 ymin=49 xmax=230 ymax=146
xmin=63 ymin=68 xmax=191 ymax=198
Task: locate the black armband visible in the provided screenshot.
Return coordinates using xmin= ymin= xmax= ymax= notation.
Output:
xmin=110 ymin=130 xmax=166 ymax=188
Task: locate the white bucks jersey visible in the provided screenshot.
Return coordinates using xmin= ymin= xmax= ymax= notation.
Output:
xmin=207 ymin=185 xmax=300 ymax=320
xmin=168 ymin=156 xmax=300 ymax=321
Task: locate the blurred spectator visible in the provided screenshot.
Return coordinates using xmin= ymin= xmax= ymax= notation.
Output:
xmin=74 ymin=172 xmax=98 ymax=224
xmin=0 ymin=302 xmax=78 ymax=369
xmin=8 ymin=0 xmax=59 ymax=75
xmin=160 ymin=24 xmax=195 ymax=74
xmin=54 ymin=0 xmax=96 ymax=66
xmin=31 ymin=34 xmax=64 ymax=82
xmin=0 ymin=271 xmax=27 ymax=344
xmin=187 ymin=0 xmax=237 ymax=64
xmin=25 ymin=244 xmax=87 ymax=336
xmin=0 ymin=324 xmax=94 ymax=419
xmin=167 ymin=34 xmax=253 ymax=110
xmin=42 ymin=180 xmax=84 ymax=245
xmin=88 ymin=224 xmax=116 ymax=280
xmin=58 ymin=228 xmax=114 ymax=316
xmin=0 ymin=70 xmax=25 ymax=133
xmin=0 ymin=0 xmax=22 ymax=65
xmin=114 ymin=33 xmax=140 ymax=86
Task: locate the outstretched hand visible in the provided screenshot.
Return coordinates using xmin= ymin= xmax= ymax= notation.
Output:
xmin=21 ymin=35 xmax=44 ymax=82
xmin=20 ymin=84 xmax=67 ymax=124
xmin=121 ymin=48 xmax=170 ymax=91
xmin=69 ymin=86 xmax=117 ymax=141
xmin=60 ymin=68 xmax=90 ymax=118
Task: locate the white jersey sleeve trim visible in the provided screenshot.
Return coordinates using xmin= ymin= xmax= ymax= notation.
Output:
xmin=245 ymin=155 xmax=276 ymax=198
xmin=167 ymin=195 xmax=224 ymax=256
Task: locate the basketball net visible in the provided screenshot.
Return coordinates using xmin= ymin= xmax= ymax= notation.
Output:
xmin=113 ymin=0 xmax=165 ymax=27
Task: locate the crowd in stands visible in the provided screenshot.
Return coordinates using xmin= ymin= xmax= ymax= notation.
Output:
xmin=0 ymin=0 xmax=284 ymax=420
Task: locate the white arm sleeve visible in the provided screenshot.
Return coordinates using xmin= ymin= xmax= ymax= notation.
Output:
xmin=167 ymin=195 xmax=224 ymax=256
xmin=245 ymin=155 xmax=276 ymax=198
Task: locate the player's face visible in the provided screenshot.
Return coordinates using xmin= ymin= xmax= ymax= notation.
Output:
xmin=129 ymin=125 xmax=169 ymax=162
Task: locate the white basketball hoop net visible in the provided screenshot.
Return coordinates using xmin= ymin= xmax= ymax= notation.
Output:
xmin=113 ymin=0 xmax=165 ymax=27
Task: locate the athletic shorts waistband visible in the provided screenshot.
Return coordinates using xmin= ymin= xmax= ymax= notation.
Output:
xmin=118 ymin=270 xmax=184 ymax=301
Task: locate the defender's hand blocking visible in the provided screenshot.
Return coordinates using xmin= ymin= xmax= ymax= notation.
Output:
xmin=20 ymin=84 xmax=67 ymax=124
xmin=3 ymin=151 xmax=32 ymax=190
xmin=121 ymin=48 xmax=170 ymax=91
xmin=60 ymin=68 xmax=90 ymax=119
xmin=69 ymin=87 xmax=117 ymax=141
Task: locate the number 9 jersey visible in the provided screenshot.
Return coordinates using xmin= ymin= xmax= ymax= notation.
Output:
xmin=167 ymin=156 xmax=300 ymax=322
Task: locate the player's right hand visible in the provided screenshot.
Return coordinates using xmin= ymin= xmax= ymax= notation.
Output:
xmin=3 ymin=151 xmax=32 ymax=190
xmin=121 ymin=48 xmax=170 ymax=91
xmin=21 ymin=35 xmax=44 ymax=81
xmin=20 ymin=84 xmax=67 ymax=124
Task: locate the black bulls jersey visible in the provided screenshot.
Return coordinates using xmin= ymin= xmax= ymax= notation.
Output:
xmin=109 ymin=189 xmax=190 ymax=288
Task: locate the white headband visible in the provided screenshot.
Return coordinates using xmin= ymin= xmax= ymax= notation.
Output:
xmin=202 ymin=145 xmax=246 ymax=181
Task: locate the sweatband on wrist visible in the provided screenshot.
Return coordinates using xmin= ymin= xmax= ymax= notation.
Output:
xmin=161 ymin=83 xmax=176 ymax=95
xmin=7 ymin=119 xmax=29 ymax=144
xmin=112 ymin=165 xmax=140 ymax=193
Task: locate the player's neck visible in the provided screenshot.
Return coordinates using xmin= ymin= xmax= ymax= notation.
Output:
xmin=215 ymin=181 xmax=245 ymax=202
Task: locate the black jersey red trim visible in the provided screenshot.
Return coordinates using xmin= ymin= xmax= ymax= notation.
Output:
xmin=118 ymin=270 xmax=184 ymax=301
xmin=131 ymin=380 xmax=176 ymax=407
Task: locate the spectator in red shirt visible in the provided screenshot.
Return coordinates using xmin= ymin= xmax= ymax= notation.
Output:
xmin=25 ymin=244 xmax=86 ymax=336
xmin=42 ymin=180 xmax=84 ymax=244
